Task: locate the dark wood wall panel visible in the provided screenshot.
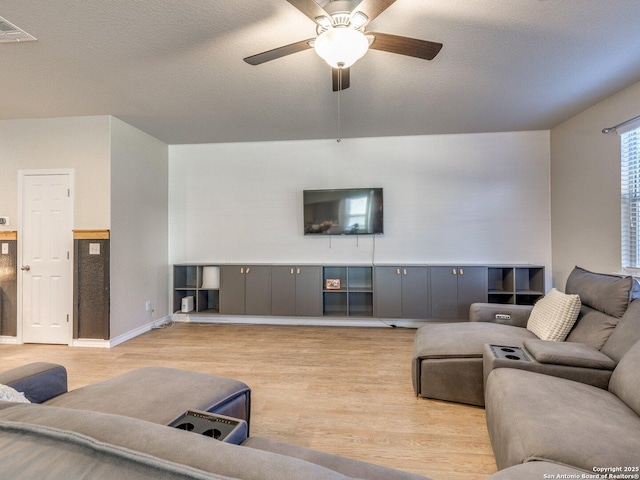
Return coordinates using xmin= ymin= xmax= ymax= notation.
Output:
xmin=0 ymin=237 xmax=17 ymax=336
xmin=74 ymin=233 xmax=110 ymax=340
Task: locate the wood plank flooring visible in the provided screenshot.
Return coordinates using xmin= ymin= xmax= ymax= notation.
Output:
xmin=0 ymin=324 xmax=497 ymax=480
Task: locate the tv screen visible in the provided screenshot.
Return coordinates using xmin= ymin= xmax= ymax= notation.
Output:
xmin=303 ymin=188 xmax=383 ymax=235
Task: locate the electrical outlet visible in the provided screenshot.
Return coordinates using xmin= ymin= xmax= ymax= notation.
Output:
xmin=145 ymin=301 xmax=152 ymax=311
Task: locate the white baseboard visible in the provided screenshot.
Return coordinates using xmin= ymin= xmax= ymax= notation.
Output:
xmin=70 ymin=316 xmax=172 ymax=348
xmin=0 ymin=336 xmax=19 ymax=345
xmin=171 ymin=314 xmax=422 ymax=329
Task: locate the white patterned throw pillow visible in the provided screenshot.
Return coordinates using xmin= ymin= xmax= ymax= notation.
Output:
xmin=527 ymin=288 xmax=581 ymax=341
xmin=0 ymin=384 xmax=30 ymax=403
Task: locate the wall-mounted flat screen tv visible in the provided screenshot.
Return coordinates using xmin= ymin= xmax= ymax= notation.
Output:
xmin=303 ymin=188 xmax=383 ymax=235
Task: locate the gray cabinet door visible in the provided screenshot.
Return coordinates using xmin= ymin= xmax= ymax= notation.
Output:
xmin=374 ymin=267 xmax=402 ymax=318
xmin=430 ymin=267 xmax=460 ymax=319
xmin=245 ymin=266 xmax=272 ymax=315
xmin=271 ymin=266 xmax=297 ymax=316
xmin=295 ymin=266 xmax=322 ymax=317
xmin=220 ymin=266 xmax=246 ymax=315
xmin=456 ymin=266 xmax=487 ymax=318
xmin=430 ymin=266 xmax=487 ymax=319
xmin=401 ymin=267 xmax=429 ymax=319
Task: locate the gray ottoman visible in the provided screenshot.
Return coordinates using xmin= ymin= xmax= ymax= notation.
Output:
xmin=44 ymin=367 xmax=251 ymax=428
xmin=412 ymin=322 xmax=536 ymax=406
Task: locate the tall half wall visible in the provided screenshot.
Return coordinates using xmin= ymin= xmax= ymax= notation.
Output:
xmin=169 ymin=131 xmax=551 ymax=278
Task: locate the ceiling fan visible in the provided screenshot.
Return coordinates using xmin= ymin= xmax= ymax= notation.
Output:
xmin=243 ymin=0 xmax=443 ymax=91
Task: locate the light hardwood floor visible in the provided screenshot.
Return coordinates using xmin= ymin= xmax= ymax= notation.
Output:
xmin=0 ymin=324 xmax=497 ymax=480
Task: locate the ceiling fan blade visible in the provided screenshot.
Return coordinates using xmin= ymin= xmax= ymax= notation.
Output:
xmin=286 ymin=0 xmax=330 ymax=24
xmin=368 ymin=32 xmax=443 ymax=60
xmin=350 ymin=0 xmax=397 ymax=26
xmin=244 ymin=38 xmax=314 ymax=65
xmin=332 ymin=67 xmax=350 ymax=91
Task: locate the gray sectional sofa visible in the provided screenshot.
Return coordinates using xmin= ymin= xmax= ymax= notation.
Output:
xmin=485 ymin=336 xmax=640 ymax=473
xmin=0 ymin=363 xmax=430 ymax=480
xmin=412 ymin=266 xmax=640 ymax=406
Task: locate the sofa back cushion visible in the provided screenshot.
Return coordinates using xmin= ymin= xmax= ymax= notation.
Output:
xmin=601 ymin=299 xmax=640 ymax=362
xmin=609 ymin=339 xmax=640 ymax=416
xmin=565 ymin=306 xmax=620 ymax=350
xmin=565 ymin=266 xmax=633 ymax=318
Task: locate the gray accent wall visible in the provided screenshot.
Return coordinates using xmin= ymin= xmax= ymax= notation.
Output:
xmin=550 ymin=79 xmax=640 ymax=288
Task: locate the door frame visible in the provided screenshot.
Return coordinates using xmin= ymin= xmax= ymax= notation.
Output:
xmin=17 ymin=169 xmax=75 ymax=345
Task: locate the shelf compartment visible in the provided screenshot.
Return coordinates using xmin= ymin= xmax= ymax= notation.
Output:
xmin=323 ymin=267 xmax=348 ymax=291
xmin=348 ymin=267 xmax=373 ymax=291
xmin=173 ymin=289 xmax=196 ymax=313
xmin=488 ymin=268 xmax=515 ymax=293
xmin=348 ymin=292 xmax=374 ymax=317
xmin=323 ymin=291 xmax=348 ymax=316
xmin=488 ymin=293 xmax=515 ymax=304
xmin=515 ymin=267 xmax=544 ymax=293
xmin=198 ymin=289 xmax=220 ymax=313
xmin=174 ymin=265 xmax=198 ymax=289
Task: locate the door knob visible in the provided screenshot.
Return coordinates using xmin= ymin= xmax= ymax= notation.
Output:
xmin=21 ymin=265 xmax=30 ymax=271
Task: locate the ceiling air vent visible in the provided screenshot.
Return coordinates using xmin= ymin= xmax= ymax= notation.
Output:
xmin=0 ymin=16 xmax=37 ymax=43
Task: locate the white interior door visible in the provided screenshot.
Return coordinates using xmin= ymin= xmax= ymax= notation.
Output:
xmin=21 ymin=172 xmax=73 ymax=344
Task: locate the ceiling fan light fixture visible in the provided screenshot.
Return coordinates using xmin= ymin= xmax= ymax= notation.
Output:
xmin=314 ymin=27 xmax=369 ymax=69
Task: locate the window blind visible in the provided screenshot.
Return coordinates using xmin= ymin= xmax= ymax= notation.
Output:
xmin=621 ymin=126 xmax=640 ymax=268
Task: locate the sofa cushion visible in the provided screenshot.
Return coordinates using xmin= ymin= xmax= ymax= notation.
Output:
xmin=522 ymin=339 xmax=616 ymax=370
xmin=565 ymin=266 xmax=633 ymax=318
xmin=609 ymin=339 xmax=640 ymax=417
xmin=565 ymin=306 xmax=620 ymax=349
xmin=0 ymin=403 xmax=365 ymax=480
xmin=0 ymin=385 xmax=30 ymax=404
xmin=485 ymin=368 xmax=640 ymax=471
xmin=44 ymin=367 xmax=251 ymax=426
xmin=601 ymin=299 xmax=640 ymax=362
xmin=526 ymin=288 xmax=581 ymax=341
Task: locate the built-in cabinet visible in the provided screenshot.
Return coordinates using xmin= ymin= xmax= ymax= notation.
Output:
xmin=430 ymin=266 xmax=487 ymax=319
xmin=271 ymin=266 xmax=322 ymax=317
xmin=374 ymin=267 xmax=429 ymax=319
xmin=487 ymin=266 xmax=545 ymax=305
xmin=220 ymin=266 xmax=271 ymax=315
xmin=173 ymin=263 xmax=544 ymax=320
xmin=322 ymin=266 xmax=374 ymax=317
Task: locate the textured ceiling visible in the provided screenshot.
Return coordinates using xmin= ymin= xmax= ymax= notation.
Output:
xmin=1 ymin=0 xmax=640 ymax=144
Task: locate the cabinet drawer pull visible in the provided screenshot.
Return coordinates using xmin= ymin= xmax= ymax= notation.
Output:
xmin=452 ymin=268 xmax=457 ymax=275
xmin=240 ymin=267 xmax=244 ymax=274
xmin=290 ymin=268 xmax=294 ymax=275
xmin=396 ymin=268 xmax=401 ymax=275
xmin=246 ymin=267 xmax=251 ymax=274
xmin=460 ymin=268 xmax=464 ymax=275
xmin=297 ymin=268 xmax=301 ymax=275
xmin=403 ymin=269 xmax=407 ymax=275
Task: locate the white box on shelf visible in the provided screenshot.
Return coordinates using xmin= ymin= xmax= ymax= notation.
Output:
xmin=181 ymin=296 xmax=194 ymax=313
xmin=202 ymin=266 xmax=220 ymax=289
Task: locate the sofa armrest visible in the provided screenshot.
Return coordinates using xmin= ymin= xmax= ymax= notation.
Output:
xmin=469 ymin=303 xmax=533 ymax=327
xmin=0 ymin=363 xmax=67 ymax=403
xmin=523 ymin=339 xmax=617 ymax=370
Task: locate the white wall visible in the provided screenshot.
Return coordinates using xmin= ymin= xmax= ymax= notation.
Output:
xmin=170 ymin=131 xmax=551 ymax=274
xmin=110 ymin=117 xmax=169 ymax=338
xmin=0 ymin=116 xmax=111 ymax=230
xmin=550 ymin=80 xmax=640 ymax=289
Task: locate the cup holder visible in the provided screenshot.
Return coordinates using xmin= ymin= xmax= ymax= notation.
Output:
xmin=203 ymin=429 xmax=222 ymax=439
xmin=175 ymin=422 xmax=195 ymax=431
xmin=489 ymin=345 xmax=531 ymax=362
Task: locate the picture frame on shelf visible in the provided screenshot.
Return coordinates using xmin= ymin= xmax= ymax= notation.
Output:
xmin=325 ymin=278 xmax=341 ymax=290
